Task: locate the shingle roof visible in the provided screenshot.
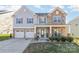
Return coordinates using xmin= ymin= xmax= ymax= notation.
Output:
xmin=35 ymin=13 xmax=48 ymax=16
xmin=0 ymin=10 xmax=13 ymax=14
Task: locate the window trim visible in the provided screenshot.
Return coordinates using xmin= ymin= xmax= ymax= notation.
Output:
xmin=53 ymin=16 xmax=61 ymax=23
xmin=16 ymin=17 xmax=23 ymax=24
xmin=27 ymin=17 xmax=33 ymax=24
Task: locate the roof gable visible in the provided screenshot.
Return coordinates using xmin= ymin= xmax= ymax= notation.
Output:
xmin=12 ymin=6 xmax=36 ymax=17
xmin=48 ymin=7 xmax=67 ymax=15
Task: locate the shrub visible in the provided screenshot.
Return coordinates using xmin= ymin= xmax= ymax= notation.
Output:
xmin=49 ymin=35 xmax=73 ymax=43
xmin=49 ymin=36 xmax=61 ymax=42
xmin=60 ymin=36 xmax=67 ymax=42
xmin=66 ymin=37 xmax=73 ymax=42
xmin=49 ymin=36 xmax=53 ymax=41
xmin=0 ymin=34 xmax=10 ymax=41
xmin=55 ymin=36 xmax=61 ymax=42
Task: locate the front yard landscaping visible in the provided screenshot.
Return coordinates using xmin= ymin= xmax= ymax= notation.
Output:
xmin=23 ymin=42 xmax=79 ymax=53
xmin=0 ymin=34 xmax=11 ymax=41
xmin=23 ymin=35 xmax=79 ymax=53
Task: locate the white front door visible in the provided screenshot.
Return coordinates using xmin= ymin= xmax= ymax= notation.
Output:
xmin=15 ymin=30 xmax=24 ymax=38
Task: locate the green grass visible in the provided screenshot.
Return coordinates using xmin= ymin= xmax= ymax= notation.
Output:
xmin=0 ymin=34 xmax=11 ymax=41
xmin=23 ymin=42 xmax=79 ymax=53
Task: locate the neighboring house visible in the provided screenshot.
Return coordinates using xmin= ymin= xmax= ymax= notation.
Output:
xmin=13 ymin=6 xmax=68 ymax=39
xmin=0 ymin=11 xmax=14 ymax=34
xmin=69 ymin=16 xmax=79 ymax=37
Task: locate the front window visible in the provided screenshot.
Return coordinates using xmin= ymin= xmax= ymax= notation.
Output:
xmin=39 ymin=17 xmax=46 ymax=24
xmin=27 ymin=18 xmax=33 ymax=24
xmin=16 ymin=18 xmax=23 ymax=24
xmin=53 ymin=16 xmax=61 ymax=23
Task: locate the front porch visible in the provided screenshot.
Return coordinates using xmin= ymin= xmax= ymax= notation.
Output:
xmin=34 ymin=25 xmax=67 ymax=39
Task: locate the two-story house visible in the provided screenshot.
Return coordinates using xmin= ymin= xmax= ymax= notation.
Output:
xmin=13 ymin=6 xmax=68 ymax=39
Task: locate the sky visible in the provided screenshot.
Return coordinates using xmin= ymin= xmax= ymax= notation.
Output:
xmin=0 ymin=5 xmax=79 ymax=23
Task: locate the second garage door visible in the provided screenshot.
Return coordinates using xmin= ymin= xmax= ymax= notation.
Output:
xmin=25 ymin=28 xmax=34 ymax=38
xmin=25 ymin=32 xmax=34 ymax=38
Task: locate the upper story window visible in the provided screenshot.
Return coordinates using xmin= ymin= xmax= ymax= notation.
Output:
xmin=53 ymin=16 xmax=61 ymax=23
xmin=39 ymin=17 xmax=46 ymax=24
xmin=27 ymin=18 xmax=33 ymax=24
xmin=16 ymin=18 xmax=23 ymax=24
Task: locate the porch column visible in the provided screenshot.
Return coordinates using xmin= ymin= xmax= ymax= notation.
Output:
xmin=68 ymin=24 xmax=71 ymax=33
xmin=34 ymin=26 xmax=36 ymax=37
xmin=65 ymin=27 xmax=68 ymax=36
xmin=49 ymin=26 xmax=52 ymax=37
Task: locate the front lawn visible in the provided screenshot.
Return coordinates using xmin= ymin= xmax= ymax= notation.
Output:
xmin=0 ymin=34 xmax=11 ymax=41
xmin=23 ymin=42 xmax=79 ymax=53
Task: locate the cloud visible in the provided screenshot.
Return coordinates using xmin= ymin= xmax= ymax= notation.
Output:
xmin=68 ymin=5 xmax=79 ymax=12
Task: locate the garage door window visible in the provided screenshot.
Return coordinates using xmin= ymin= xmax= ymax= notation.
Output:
xmin=21 ymin=30 xmax=23 ymax=32
xmin=25 ymin=29 xmax=34 ymax=32
xmin=16 ymin=30 xmax=19 ymax=32
xmin=16 ymin=30 xmax=23 ymax=32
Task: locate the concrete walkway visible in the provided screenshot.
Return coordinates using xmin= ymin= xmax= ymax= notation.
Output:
xmin=31 ymin=39 xmax=48 ymax=43
xmin=0 ymin=38 xmax=32 ymax=53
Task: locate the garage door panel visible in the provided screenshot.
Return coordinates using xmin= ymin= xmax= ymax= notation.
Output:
xmin=15 ymin=31 xmax=24 ymax=38
xmin=25 ymin=32 xmax=34 ymax=38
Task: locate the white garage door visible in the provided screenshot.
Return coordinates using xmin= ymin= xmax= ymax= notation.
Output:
xmin=25 ymin=32 xmax=34 ymax=38
xmin=15 ymin=31 xmax=24 ymax=38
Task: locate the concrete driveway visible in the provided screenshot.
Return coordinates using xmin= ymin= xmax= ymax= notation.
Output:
xmin=0 ymin=38 xmax=32 ymax=53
